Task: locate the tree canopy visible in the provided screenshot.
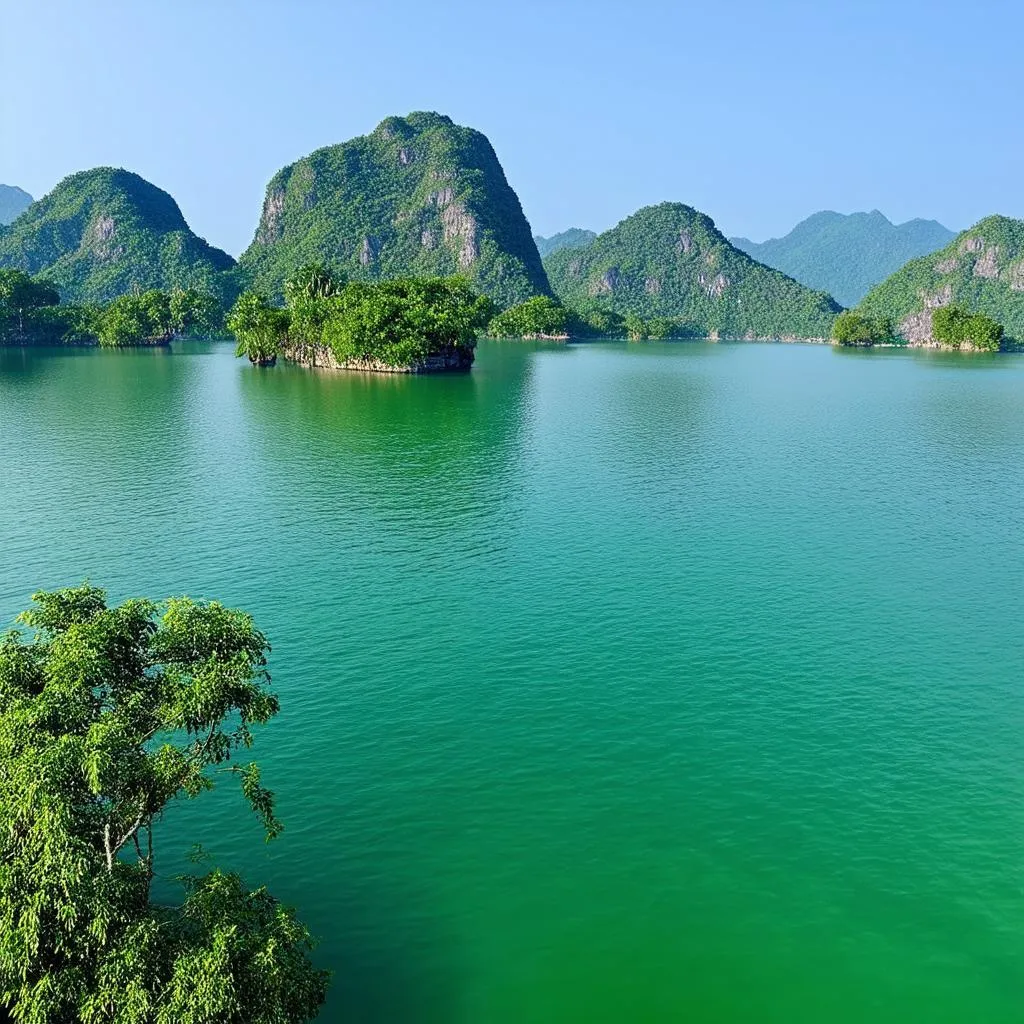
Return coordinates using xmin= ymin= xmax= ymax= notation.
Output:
xmin=831 ymin=310 xmax=894 ymax=346
xmin=0 ymin=584 xmax=329 ymax=1023
xmin=931 ymin=305 xmax=1003 ymax=351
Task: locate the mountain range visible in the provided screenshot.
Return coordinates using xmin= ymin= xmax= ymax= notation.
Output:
xmin=534 ymin=228 xmax=596 ymax=259
xmin=0 ymin=185 xmax=33 ymax=226
xmin=730 ymin=211 xmax=955 ymax=307
xmin=544 ymin=203 xmax=841 ymax=338
xmin=2 ymin=114 xmax=1017 ymax=344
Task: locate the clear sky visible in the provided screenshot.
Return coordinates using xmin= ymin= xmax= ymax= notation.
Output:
xmin=2 ymin=0 xmax=1020 ymax=256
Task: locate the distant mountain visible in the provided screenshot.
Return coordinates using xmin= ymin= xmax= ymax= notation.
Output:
xmin=534 ymin=228 xmax=596 ymax=259
xmin=0 ymin=168 xmax=236 ymax=303
xmin=856 ymin=215 xmax=1024 ymax=343
xmin=237 ymin=111 xmax=549 ymax=307
xmin=731 ymin=211 xmax=955 ymax=307
xmin=0 ymin=185 xmax=33 ymax=225
xmin=544 ymin=202 xmax=841 ymax=339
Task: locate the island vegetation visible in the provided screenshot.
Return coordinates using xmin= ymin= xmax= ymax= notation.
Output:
xmin=0 ymin=268 xmax=222 ymax=347
xmin=931 ymin=305 xmax=1003 ymax=351
xmin=229 ymin=265 xmax=491 ymax=371
xmin=831 ymin=310 xmax=895 ymax=347
xmin=0 ymin=584 xmax=329 ymax=1022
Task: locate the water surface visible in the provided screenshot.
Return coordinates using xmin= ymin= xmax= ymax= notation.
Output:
xmin=1 ymin=340 xmax=1022 ymax=1022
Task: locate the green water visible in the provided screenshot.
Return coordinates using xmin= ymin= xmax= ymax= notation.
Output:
xmin=1 ymin=340 xmax=1022 ymax=1022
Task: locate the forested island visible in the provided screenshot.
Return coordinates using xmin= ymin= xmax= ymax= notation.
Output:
xmin=228 ymin=266 xmax=490 ymax=372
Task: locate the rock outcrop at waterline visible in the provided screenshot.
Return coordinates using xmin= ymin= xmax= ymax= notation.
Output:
xmin=281 ymin=341 xmax=473 ymax=374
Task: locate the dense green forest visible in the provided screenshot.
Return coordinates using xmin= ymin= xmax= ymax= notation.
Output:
xmin=0 ymin=184 xmax=32 ymax=225
xmin=0 ymin=584 xmax=328 ymax=1022
xmin=533 ymin=228 xmax=596 ymax=259
xmin=236 ymin=112 xmax=549 ymax=308
xmin=544 ymin=203 xmax=842 ymax=339
xmin=731 ymin=211 xmax=954 ymax=307
xmin=229 ymin=266 xmax=489 ymax=370
xmin=0 ymin=168 xmax=236 ymax=304
xmin=855 ymin=216 xmax=1024 ymax=346
xmin=0 ymin=268 xmax=221 ymax=347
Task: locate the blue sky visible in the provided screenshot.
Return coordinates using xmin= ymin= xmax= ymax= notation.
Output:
xmin=2 ymin=0 xmax=1020 ymax=256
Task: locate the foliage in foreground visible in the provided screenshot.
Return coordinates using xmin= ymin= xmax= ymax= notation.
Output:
xmin=228 ymin=267 xmax=492 ymax=368
xmin=0 ymin=584 xmax=329 ymax=1023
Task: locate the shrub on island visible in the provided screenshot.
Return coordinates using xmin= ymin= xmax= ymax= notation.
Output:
xmin=831 ymin=310 xmax=895 ymax=347
xmin=931 ymin=305 xmax=1003 ymax=352
xmin=486 ymin=295 xmax=569 ymax=339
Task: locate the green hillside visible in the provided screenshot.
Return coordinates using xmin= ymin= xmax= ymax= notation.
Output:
xmin=545 ymin=203 xmax=841 ymax=339
xmin=534 ymin=228 xmax=596 ymax=259
xmin=237 ymin=112 xmax=549 ymax=307
xmin=0 ymin=185 xmax=32 ymax=225
xmin=856 ymin=215 xmax=1024 ymax=343
xmin=731 ymin=211 xmax=954 ymax=307
xmin=0 ymin=168 xmax=236 ymax=304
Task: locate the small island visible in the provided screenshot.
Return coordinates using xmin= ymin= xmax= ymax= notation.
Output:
xmin=227 ymin=265 xmax=490 ymax=372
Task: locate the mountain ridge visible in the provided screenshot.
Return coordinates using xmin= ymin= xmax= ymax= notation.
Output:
xmin=545 ymin=202 xmax=841 ymax=338
xmin=731 ymin=210 xmax=955 ymax=306
xmin=0 ymin=168 xmax=236 ymax=303
xmin=0 ymin=185 xmax=33 ymax=225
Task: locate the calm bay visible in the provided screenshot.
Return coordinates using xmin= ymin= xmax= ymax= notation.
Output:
xmin=1 ymin=339 xmax=1021 ymax=1022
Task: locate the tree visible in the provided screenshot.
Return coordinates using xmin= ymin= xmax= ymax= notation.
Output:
xmin=0 ymin=584 xmax=329 ymax=1022
xmin=283 ymin=263 xmax=346 ymax=306
xmin=322 ymin=276 xmax=489 ymax=368
xmin=486 ymin=296 xmax=567 ymax=339
xmin=932 ymin=305 xmax=1003 ymax=351
xmin=0 ymin=269 xmax=60 ymax=338
xmin=832 ymin=310 xmax=893 ymax=347
xmin=226 ymin=291 xmax=289 ymax=366
xmin=169 ymin=288 xmax=221 ymax=337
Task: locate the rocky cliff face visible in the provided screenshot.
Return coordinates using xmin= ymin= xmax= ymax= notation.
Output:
xmin=0 ymin=168 xmax=235 ymax=303
xmin=544 ymin=203 xmax=841 ymax=339
xmin=856 ymin=215 xmax=1024 ymax=343
xmin=237 ymin=112 xmax=550 ymax=307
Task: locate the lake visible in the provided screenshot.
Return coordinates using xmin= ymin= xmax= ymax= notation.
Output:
xmin=1 ymin=339 xmax=1021 ymax=1022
